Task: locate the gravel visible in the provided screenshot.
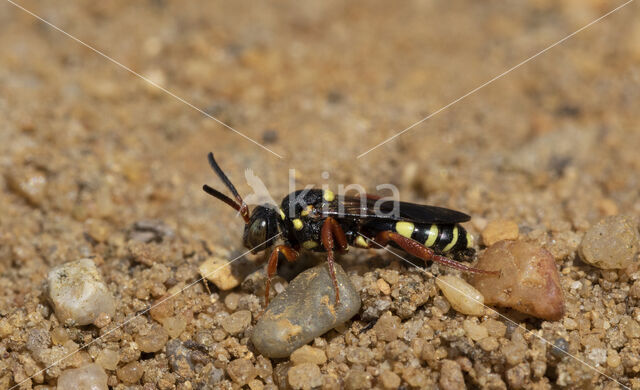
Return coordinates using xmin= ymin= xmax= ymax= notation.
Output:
xmin=436 ymin=274 xmax=486 ymax=316
xmin=1 ymin=1 xmax=639 ymax=388
xmin=471 ymin=240 xmax=565 ymax=320
xmin=251 ymin=262 xmax=361 ymax=358
xmin=579 ymin=215 xmax=640 ymax=269
xmin=56 ymin=363 xmax=108 ymax=390
xmin=46 ymin=258 xmax=116 ymax=326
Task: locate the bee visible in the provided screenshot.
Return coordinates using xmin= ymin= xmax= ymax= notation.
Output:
xmin=203 ymin=153 xmax=496 ymax=306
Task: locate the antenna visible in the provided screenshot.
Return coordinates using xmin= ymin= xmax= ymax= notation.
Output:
xmin=204 ymin=152 xmax=250 ymax=224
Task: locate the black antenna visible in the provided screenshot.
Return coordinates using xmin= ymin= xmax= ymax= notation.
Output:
xmin=204 ymin=153 xmax=250 ymax=223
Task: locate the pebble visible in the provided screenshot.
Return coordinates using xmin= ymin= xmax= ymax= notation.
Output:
xmin=287 ymin=363 xmax=322 ymax=390
xmin=226 ymin=358 xmax=257 ymax=386
xmin=471 ymin=241 xmax=565 ymax=321
xmin=251 ymin=263 xmax=361 ymax=358
xmin=373 ymin=311 xmax=402 ymax=342
xmin=221 ymin=310 xmax=252 ymax=335
xmin=6 ymin=166 xmax=47 ymax=206
xmin=482 ymin=219 xmax=519 ymax=246
xmin=290 ymin=345 xmax=327 ymax=365
xmin=135 ymin=324 xmax=168 ymax=353
xmin=199 ymin=256 xmax=243 ymax=291
xmin=379 ymin=370 xmax=401 ymax=389
xmin=435 ymin=275 xmax=485 ymax=316
xmin=161 ymin=316 xmax=187 ymax=338
xmin=462 ymin=319 xmax=488 ymax=341
xmin=95 ymin=349 xmax=119 ymax=371
xmin=116 ymin=361 xmax=144 ymax=384
xmin=57 ymin=363 xmax=108 ymax=390
xmin=46 ymin=258 xmax=116 ymax=326
xmin=439 ymin=360 xmax=466 ymax=390
xmin=579 ymin=215 xmax=640 ymax=269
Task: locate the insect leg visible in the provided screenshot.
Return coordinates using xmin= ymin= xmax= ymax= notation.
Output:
xmin=321 ymin=217 xmax=348 ymax=305
xmin=374 ymin=231 xmax=499 ymax=275
xmin=265 ymin=245 xmax=299 ymax=307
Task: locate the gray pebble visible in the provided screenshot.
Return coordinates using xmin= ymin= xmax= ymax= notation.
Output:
xmin=579 ymin=215 xmax=640 ymax=269
xmin=251 ymin=262 xmax=361 ymax=358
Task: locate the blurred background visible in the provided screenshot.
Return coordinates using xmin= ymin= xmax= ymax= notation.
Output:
xmin=0 ymin=0 xmax=639 ymax=387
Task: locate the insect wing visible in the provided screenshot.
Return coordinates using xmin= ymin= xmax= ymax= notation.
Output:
xmin=323 ymin=195 xmax=471 ymax=224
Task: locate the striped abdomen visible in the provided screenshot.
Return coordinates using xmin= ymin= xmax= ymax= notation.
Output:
xmin=366 ymin=220 xmax=473 ymax=254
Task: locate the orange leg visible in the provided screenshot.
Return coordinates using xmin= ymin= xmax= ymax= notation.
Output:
xmin=374 ymin=231 xmax=499 ymax=275
xmin=265 ymin=245 xmax=299 ymax=306
xmin=321 ymin=217 xmax=349 ymax=305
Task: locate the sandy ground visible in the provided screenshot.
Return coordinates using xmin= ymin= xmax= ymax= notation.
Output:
xmin=1 ymin=0 xmax=640 ymax=389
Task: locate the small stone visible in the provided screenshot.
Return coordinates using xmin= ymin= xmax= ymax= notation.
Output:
xmin=0 ymin=318 xmax=13 ymax=338
xmin=503 ymin=339 xmax=527 ymax=366
xmin=51 ymin=327 xmax=69 ymax=345
xmin=579 ymin=215 xmax=640 ymax=269
xmin=373 ymin=311 xmax=402 ymax=342
xmin=478 ymin=336 xmax=499 ymax=351
xmin=95 ymin=349 xmax=119 ymax=371
xmin=47 ymin=259 xmax=116 ymax=326
xmin=506 ymin=363 xmax=530 ymax=389
xmin=221 ymin=310 xmax=252 ymax=335
xmin=6 ymin=166 xmax=47 ymax=206
xmin=483 ymin=318 xmax=507 ymax=337
xmin=116 ymin=361 xmax=144 ymax=384
xmin=57 ymin=363 xmax=108 ymax=390
xmin=290 ymin=345 xmax=327 ymax=365
xmin=462 ymin=319 xmax=488 ymax=341
xmin=439 ymin=360 xmax=466 ymax=390
xmin=224 ymin=293 xmax=241 ymax=310
xmin=149 ymin=295 xmax=174 ymax=321
xmin=376 ymin=278 xmax=391 ymax=295
xmin=344 ymin=369 xmax=372 ymax=390
xmin=248 ymin=379 xmax=265 ymax=390
xmin=471 ymin=241 xmax=565 ymax=321
xmin=621 ymin=316 xmax=640 ymax=338
xmin=251 ymin=263 xmax=361 ymax=358
xmin=482 ymin=219 xmax=519 ymax=246
xmin=607 ymin=350 xmax=621 ymax=368
xmin=436 ymin=275 xmax=485 ymax=316
xmin=199 ymin=256 xmax=243 ymax=290
xmin=226 ymin=359 xmax=257 ymax=386
xmin=379 ymin=370 xmax=401 ymax=390
xmin=161 ymin=316 xmax=187 ymax=338
xmin=287 ymin=363 xmax=322 ymax=390
xmin=135 ymin=324 xmax=168 ymax=353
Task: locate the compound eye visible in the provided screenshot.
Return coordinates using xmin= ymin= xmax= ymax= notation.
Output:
xmin=249 ymin=219 xmax=267 ymax=245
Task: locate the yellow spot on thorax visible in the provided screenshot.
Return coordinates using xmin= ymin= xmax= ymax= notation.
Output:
xmin=301 ymin=205 xmax=314 ymax=217
xmin=355 ymin=236 xmax=369 ymax=248
xmin=292 ymin=218 xmax=303 ymax=230
xmin=323 ymin=189 xmax=335 ymax=202
xmin=395 ymin=221 xmax=415 ymax=238
xmin=279 ymin=209 xmax=286 ymax=220
xmin=443 ymin=226 xmax=459 ymax=252
xmin=425 ymin=224 xmax=439 ymax=247
xmin=302 ymin=240 xmax=318 ymax=249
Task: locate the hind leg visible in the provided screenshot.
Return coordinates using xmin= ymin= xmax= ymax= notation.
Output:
xmin=373 ymin=231 xmax=498 ymax=275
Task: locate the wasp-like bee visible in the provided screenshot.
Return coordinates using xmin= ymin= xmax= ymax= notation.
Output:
xmin=203 ymin=153 xmax=496 ymax=306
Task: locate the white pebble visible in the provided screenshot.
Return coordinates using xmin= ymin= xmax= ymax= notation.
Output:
xmin=570 ymin=281 xmax=582 ymax=290
xmin=57 ymin=363 xmax=108 ymax=390
xmin=436 ymin=275 xmax=485 ymax=316
xmin=47 ymin=259 xmax=116 ymax=326
xmin=199 ymin=256 xmax=242 ymax=291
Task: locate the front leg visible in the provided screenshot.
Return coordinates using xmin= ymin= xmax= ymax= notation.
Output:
xmin=321 ymin=217 xmax=348 ymax=305
xmin=373 ymin=231 xmax=499 ymax=275
xmin=265 ymin=245 xmax=299 ymax=307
